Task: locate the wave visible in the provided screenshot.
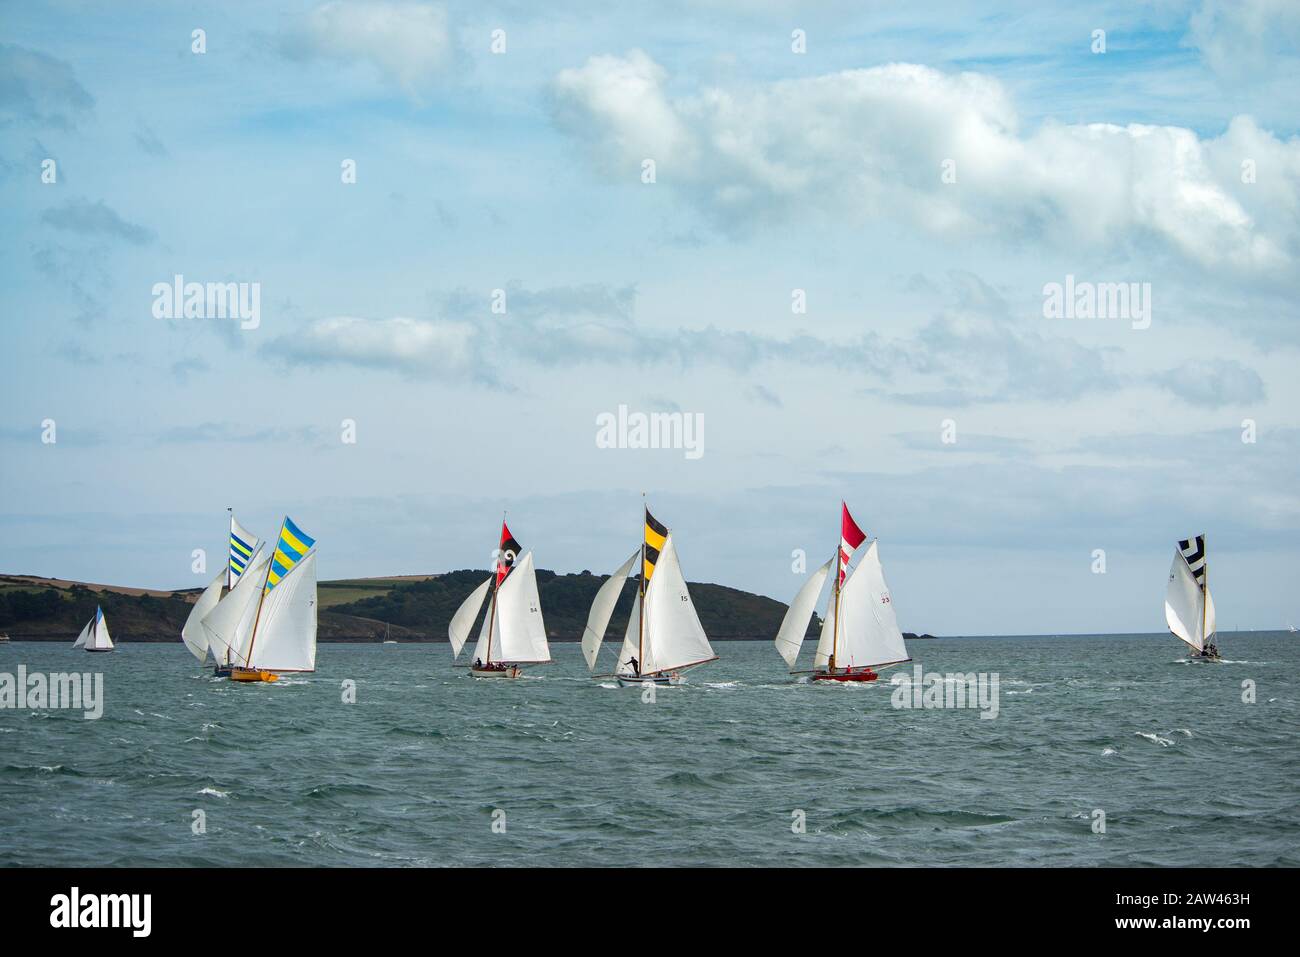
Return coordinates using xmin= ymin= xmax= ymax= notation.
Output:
xmin=1135 ymin=731 xmax=1176 ymax=747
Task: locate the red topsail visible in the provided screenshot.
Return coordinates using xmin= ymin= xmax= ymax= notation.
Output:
xmin=839 ymin=502 xmax=866 ymax=584
xmin=497 ymin=522 xmax=522 ymax=586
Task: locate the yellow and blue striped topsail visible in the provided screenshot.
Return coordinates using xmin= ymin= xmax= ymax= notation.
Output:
xmin=265 ymin=516 xmax=316 ymax=593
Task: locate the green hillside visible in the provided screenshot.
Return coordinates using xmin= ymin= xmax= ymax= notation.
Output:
xmin=325 ymin=568 xmax=810 ymax=640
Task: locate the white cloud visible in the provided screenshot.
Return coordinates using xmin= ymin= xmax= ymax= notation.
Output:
xmin=282 ymin=1 xmax=455 ymax=95
xmin=269 ymin=316 xmax=481 ymax=378
xmin=551 ymin=52 xmax=1298 ymax=276
xmin=1156 ymin=358 xmax=1266 ymax=408
xmin=1187 ymin=0 xmax=1300 ymax=82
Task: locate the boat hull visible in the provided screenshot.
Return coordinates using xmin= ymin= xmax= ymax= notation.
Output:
xmin=85 ymin=648 xmax=114 ymax=653
xmin=471 ymin=664 xmax=521 ymax=679
xmin=213 ymin=664 xmax=233 ymax=678
xmin=616 ymin=672 xmax=683 ymax=687
xmin=811 ymin=667 xmax=878 ymax=683
xmin=229 ymin=667 xmax=279 ymax=683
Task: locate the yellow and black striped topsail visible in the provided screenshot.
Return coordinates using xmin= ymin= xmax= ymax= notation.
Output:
xmin=643 ymin=508 xmax=667 ymax=582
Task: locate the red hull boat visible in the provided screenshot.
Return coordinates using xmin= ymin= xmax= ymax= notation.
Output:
xmin=811 ymin=667 xmax=878 ymax=683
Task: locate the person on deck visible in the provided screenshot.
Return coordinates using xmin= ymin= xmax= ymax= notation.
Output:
xmin=628 ymin=656 xmax=639 ymax=675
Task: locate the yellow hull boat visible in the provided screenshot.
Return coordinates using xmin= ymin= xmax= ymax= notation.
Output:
xmin=229 ymin=667 xmax=279 ymax=683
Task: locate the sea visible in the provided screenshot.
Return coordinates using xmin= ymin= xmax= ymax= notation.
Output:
xmin=1 ymin=634 xmax=1296 ymax=867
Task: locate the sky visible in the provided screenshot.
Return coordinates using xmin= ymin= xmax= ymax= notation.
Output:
xmin=1 ymin=0 xmax=1298 ymax=635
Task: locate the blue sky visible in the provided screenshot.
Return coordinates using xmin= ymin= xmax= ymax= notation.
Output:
xmin=2 ymin=0 xmax=1298 ymax=635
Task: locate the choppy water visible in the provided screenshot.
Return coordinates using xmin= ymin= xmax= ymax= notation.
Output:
xmin=1 ymin=635 xmax=1296 ymax=866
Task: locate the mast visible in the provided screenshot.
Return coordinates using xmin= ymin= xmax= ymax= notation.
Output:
xmin=484 ymin=511 xmax=505 ymax=664
xmin=1200 ymin=535 xmax=1209 ymax=650
xmin=226 ymin=507 xmax=234 ymax=591
xmin=638 ymin=494 xmax=647 ymax=675
xmin=225 ymin=507 xmax=234 ymax=664
xmin=828 ymin=519 xmax=842 ymax=672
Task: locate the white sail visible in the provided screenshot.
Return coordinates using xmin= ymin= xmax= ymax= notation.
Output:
xmin=201 ymin=548 xmax=269 ymax=665
xmin=182 ymin=570 xmax=226 ymax=662
xmin=835 ymin=541 xmax=910 ymax=669
xmin=641 ymin=534 xmax=715 ymax=674
xmin=86 ymin=607 xmax=114 ymax=651
xmin=813 ymin=589 xmax=836 ymax=668
xmin=247 ymin=550 xmax=317 ymax=672
xmin=72 ymin=616 xmax=92 ymax=649
xmin=493 ymin=551 xmax=549 ymax=663
xmin=581 ymin=549 xmax=639 ymax=670
xmin=775 ymin=557 xmax=832 ymax=669
xmin=449 ymin=576 xmax=492 ymax=658
xmin=471 ymin=592 xmax=496 ymax=664
xmin=1165 ymin=548 xmax=1207 ymax=651
xmin=615 ymin=591 xmax=642 ymax=676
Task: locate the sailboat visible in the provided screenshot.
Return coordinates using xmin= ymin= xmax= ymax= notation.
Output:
xmin=1165 ymin=534 xmax=1220 ymax=660
xmin=201 ymin=516 xmax=318 ymax=683
xmin=580 ymin=507 xmax=717 ymax=687
xmin=447 ymin=520 xmax=550 ymax=679
xmin=774 ymin=502 xmax=911 ymax=682
xmin=72 ymin=606 xmax=114 ymax=653
xmin=182 ymin=512 xmax=261 ymax=676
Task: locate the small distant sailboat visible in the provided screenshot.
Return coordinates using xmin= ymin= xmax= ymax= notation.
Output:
xmin=448 ymin=520 xmax=550 ymax=679
xmin=1289 ymin=624 xmax=1297 ymax=634
xmin=1165 ymin=534 xmax=1220 ymax=661
xmin=580 ymin=507 xmax=717 ymax=687
xmin=202 ymin=516 xmax=318 ymax=683
xmin=774 ymin=502 xmax=911 ymax=682
xmin=72 ymin=606 xmax=114 ymax=652
xmin=182 ymin=512 xmax=262 ymax=676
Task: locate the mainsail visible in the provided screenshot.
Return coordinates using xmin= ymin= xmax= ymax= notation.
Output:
xmin=245 ymin=550 xmax=318 ymax=672
xmin=491 ymin=550 xmax=550 ymax=663
xmin=834 ymin=541 xmax=909 ymax=669
xmin=640 ymin=534 xmax=716 ymax=675
xmin=182 ymin=570 xmax=226 ymax=662
xmin=1165 ymin=546 xmax=1215 ymax=652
